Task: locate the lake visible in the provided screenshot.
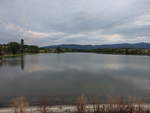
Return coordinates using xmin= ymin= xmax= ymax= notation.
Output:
xmin=0 ymin=53 xmax=150 ymax=105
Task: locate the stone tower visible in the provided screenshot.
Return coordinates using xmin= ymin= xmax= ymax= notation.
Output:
xmin=21 ymin=39 xmax=24 ymax=54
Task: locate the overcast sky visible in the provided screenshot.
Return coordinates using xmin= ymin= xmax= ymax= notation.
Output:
xmin=0 ymin=0 xmax=150 ymax=46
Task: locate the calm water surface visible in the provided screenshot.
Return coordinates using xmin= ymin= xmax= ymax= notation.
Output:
xmin=0 ymin=53 xmax=150 ymax=104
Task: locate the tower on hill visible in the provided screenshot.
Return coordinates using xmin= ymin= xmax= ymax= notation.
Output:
xmin=21 ymin=39 xmax=24 ymax=54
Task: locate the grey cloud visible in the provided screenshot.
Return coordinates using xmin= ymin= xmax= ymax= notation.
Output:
xmin=0 ymin=0 xmax=150 ymax=45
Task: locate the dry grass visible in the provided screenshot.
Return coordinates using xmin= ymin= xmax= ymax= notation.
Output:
xmin=76 ymin=95 xmax=87 ymax=113
xmin=6 ymin=96 xmax=150 ymax=113
xmin=37 ymin=97 xmax=49 ymax=113
xmin=10 ymin=97 xmax=29 ymax=113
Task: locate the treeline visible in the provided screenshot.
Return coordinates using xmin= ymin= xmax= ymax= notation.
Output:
xmin=1 ymin=42 xmax=150 ymax=56
xmin=0 ymin=42 xmax=39 ymax=56
xmin=85 ymin=48 xmax=150 ymax=55
xmin=47 ymin=48 xmax=150 ymax=55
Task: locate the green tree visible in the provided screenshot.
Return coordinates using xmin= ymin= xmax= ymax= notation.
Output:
xmin=0 ymin=45 xmax=2 ymax=56
xmin=56 ymin=47 xmax=63 ymax=53
xmin=24 ymin=45 xmax=39 ymax=53
xmin=8 ymin=42 xmax=20 ymax=54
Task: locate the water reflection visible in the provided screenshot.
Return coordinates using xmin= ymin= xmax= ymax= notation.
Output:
xmin=0 ymin=55 xmax=25 ymax=70
xmin=21 ymin=55 xmax=24 ymax=70
xmin=0 ymin=53 xmax=150 ymax=104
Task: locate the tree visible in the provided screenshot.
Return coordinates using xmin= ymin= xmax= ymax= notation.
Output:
xmin=0 ymin=45 xmax=2 ymax=56
xmin=24 ymin=45 xmax=39 ymax=53
xmin=56 ymin=47 xmax=63 ymax=53
xmin=8 ymin=42 xmax=20 ymax=54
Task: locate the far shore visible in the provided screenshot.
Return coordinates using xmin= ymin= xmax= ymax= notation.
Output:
xmin=1 ymin=50 xmax=150 ymax=60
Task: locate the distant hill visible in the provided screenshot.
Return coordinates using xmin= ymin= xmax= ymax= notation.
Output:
xmin=43 ymin=43 xmax=150 ymax=50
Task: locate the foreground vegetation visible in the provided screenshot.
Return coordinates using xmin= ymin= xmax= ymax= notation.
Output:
xmin=1 ymin=96 xmax=150 ymax=113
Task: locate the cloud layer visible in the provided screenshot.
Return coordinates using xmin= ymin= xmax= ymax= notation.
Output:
xmin=0 ymin=0 xmax=150 ymax=46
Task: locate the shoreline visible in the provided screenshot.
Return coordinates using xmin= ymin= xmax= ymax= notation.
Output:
xmin=0 ymin=51 xmax=150 ymax=60
xmin=0 ymin=104 xmax=150 ymax=113
xmin=0 ymin=53 xmax=40 ymax=59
